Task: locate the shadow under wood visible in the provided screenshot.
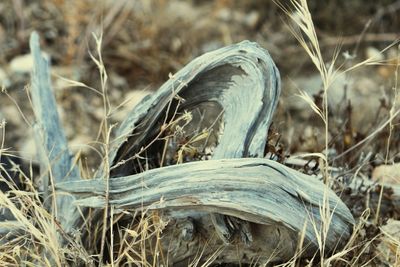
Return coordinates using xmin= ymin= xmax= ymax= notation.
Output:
xmin=109 ymin=64 xmax=248 ymax=177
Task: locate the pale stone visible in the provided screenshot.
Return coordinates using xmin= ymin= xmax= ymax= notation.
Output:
xmin=377 ymin=219 xmax=400 ymax=264
xmin=372 ymin=163 xmax=400 ymax=185
xmin=365 ymin=46 xmax=384 ymax=61
xmin=10 ymin=53 xmax=49 ymax=74
xmin=0 ymin=68 xmax=10 ymax=87
xmin=111 ymin=90 xmax=150 ymax=122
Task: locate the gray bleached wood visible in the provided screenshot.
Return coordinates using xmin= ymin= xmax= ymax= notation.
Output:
xmin=65 ymin=40 xmax=353 ymax=264
xmin=108 ymin=41 xmax=280 ymax=177
xmin=57 ymin=158 xmax=355 ymax=264
xmin=29 ymin=32 xmax=82 ymax=235
xmin=105 ymin=41 xmax=283 ymax=249
xmin=0 ymin=35 xmax=357 ymax=265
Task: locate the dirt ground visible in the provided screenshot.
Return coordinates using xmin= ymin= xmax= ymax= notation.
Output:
xmin=0 ymin=0 xmax=400 ymax=266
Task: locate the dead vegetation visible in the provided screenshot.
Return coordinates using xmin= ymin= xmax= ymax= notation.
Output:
xmin=0 ymin=0 xmax=400 ymax=266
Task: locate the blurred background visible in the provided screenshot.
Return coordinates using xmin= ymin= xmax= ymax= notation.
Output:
xmin=0 ymin=0 xmax=399 ymax=173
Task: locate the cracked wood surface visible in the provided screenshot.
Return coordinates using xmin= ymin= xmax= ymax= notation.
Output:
xmin=57 ymin=158 xmax=354 ymax=264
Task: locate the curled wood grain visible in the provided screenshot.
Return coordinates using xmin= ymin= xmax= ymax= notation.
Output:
xmin=107 ymin=41 xmax=280 ymax=177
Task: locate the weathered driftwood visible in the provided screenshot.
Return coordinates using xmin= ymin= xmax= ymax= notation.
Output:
xmin=29 ymin=32 xmax=82 ymax=235
xmin=0 ymin=33 xmax=83 ymax=241
xmin=1 ymin=36 xmax=357 ymax=265
xmin=105 ymin=41 xmax=284 ymax=254
xmin=79 ymin=40 xmax=352 ymax=264
xmin=57 ymin=158 xmax=354 ymax=264
xmin=108 ymin=40 xmax=280 ymax=177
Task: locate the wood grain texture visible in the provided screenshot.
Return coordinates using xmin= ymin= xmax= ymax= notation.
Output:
xmin=59 ymin=41 xmax=353 ymax=264
xmin=58 ymin=158 xmax=354 ymax=264
xmin=107 ymin=41 xmax=280 ymax=177
xmin=30 ymin=32 xmax=82 ymax=234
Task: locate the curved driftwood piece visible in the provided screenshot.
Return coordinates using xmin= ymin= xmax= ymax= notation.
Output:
xmin=58 ymin=158 xmax=354 ymax=264
xmin=103 ymin=41 xmax=284 ymax=257
xmin=108 ymin=40 xmax=280 ymax=177
xmin=0 ymin=36 xmax=357 ymax=266
xmin=84 ymin=40 xmax=354 ymax=264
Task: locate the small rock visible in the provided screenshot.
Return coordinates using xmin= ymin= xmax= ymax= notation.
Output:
xmin=285 ymin=69 xmax=382 ymax=129
xmin=0 ymin=105 xmax=22 ymax=125
xmin=287 ymin=72 xmax=350 ymax=108
xmin=19 ymin=133 xmax=36 ymax=160
xmin=109 ymin=72 xmax=127 ymax=88
xmin=166 ymin=1 xmax=200 ymax=22
xmin=111 ymin=90 xmax=150 ymax=122
xmin=0 ymin=68 xmax=10 ymax=87
xmin=69 ymin=135 xmax=93 ymax=155
xmin=171 ymin=38 xmax=182 ymax=53
xmin=9 ymin=53 xmax=49 ymax=74
xmin=244 ymin=11 xmax=259 ymax=29
xmin=377 ymin=219 xmax=400 ymax=264
xmin=365 ymin=46 xmax=384 ymax=61
xmin=216 ymin=8 xmax=232 ymax=21
xmin=372 ymin=163 xmax=400 ymax=184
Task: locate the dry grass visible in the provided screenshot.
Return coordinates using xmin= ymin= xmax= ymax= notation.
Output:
xmin=276 ymin=0 xmax=400 ymax=266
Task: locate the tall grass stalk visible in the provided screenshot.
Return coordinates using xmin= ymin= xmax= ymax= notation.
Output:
xmin=277 ymin=0 xmax=399 ymax=265
xmin=88 ymin=32 xmax=113 ymax=264
xmin=275 ymin=0 xmax=342 ymax=262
